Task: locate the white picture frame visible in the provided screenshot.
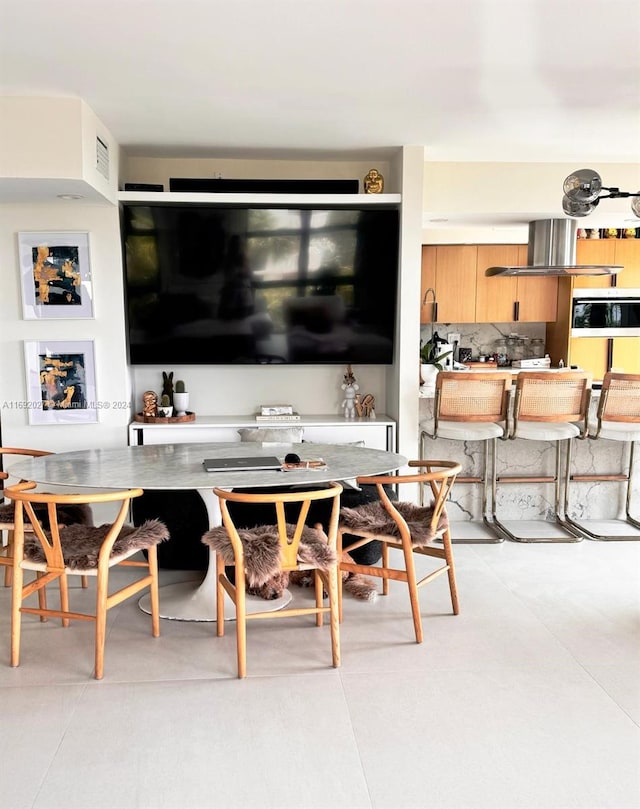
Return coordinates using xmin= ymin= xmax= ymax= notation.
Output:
xmin=24 ymin=340 xmax=98 ymax=425
xmin=18 ymin=231 xmax=93 ymax=319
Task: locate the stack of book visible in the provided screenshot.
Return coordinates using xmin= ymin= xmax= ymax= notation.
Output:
xmin=255 ymin=404 xmax=301 ymax=422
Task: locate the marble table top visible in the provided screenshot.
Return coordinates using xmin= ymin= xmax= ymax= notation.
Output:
xmin=9 ymin=442 xmax=407 ymax=490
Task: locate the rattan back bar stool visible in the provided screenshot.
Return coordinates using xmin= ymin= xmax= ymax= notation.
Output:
xmin=564 ymin=371 xmax=640 ymax=540
xmin=492 ymin=371 xmax=592 ymax=542
xmin=420 ymin=371 xmax=512 ymax=543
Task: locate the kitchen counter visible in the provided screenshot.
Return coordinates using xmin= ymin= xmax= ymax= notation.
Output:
xmin=419 ymin=366 xmax=601 ymax=397
xmin=419 ymin=383 xmax=627 ymax=526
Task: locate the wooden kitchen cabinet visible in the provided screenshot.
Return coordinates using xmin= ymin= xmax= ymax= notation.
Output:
xmin=574 ymin=240 xmax=616 ymax=289
xmin=475 ymin=244 xmax=558 ymax=322
xmin=613 ymin=239 xmax=640 ymax=287
xmin=574 ymin=238 xmax=640 ymax=288
xmin=420 ymin=245 xmax=477 ymax=323
xmin=568 ymin=337 xmax=609 ymax=382
xmin=612 ymin=337 xmax=640 ymax=372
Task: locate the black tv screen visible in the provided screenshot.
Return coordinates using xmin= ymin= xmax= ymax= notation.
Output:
xmin=120 ymin=203 xmax=400 ymax=365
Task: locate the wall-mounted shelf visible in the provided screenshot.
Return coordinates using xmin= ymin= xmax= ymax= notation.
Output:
xmin=117 ymin=191 xmax=401 ymax=207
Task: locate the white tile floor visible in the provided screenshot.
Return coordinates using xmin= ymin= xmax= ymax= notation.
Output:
xmin=1 ymin=538 xmax=639 ymax=809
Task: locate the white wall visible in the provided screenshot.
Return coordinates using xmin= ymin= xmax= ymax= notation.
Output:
xmin=1 ymin=141 xmax=410 ymax=453
xmin=423 ymin=161 xmax=640 ymax=227
xmin=0 ymin=202 xmax=130 ymax=453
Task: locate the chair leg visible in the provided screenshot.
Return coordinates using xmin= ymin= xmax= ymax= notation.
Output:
xmin=424 ymin=431 xmax=504 ymax=544
xmin=235 ymin=569 xmax=247 ymax=679
xmin=314 ymin=569 xmax=323 ymax=626
xmin=456 ymin=437 xmax=505 ymax=544
xmin=216 ymin=553 xmax=226 ymax=636
xmin=94 ymin=571 xmax=109 ymax=680
xmin=10 ymin=558 xmax=24 ymax=668
xmin=382 ymin=541 xmax=390 ymax=596
xmin=564 ymin=440 xmax=640 ymax=540
xmin=337 ymin=532 xmax=344 ymax=622
xmin=147 ymin=546 xmax=160 ymax=637
xmin=441 ymin=528 xmax=460 ymax=615
xmin=37 ymin=572 xmax=48 ymax=621
xmin=625 ymin=443 xmax=640 ymax=530
xmin=493 ymin=439 xmax=583 ymax=543
xmin=327 ymin=566 xmax=341 ymax=668
xmin=59 ymin=574 xmax=70 ymax=627
xmin=3 ymin=529 xmax=14 ymax=587
xmin=400 ymin=540 xmax=423 ymax=644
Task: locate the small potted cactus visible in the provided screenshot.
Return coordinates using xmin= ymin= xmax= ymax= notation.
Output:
xmin=157 ymin=393 xmax=173 ymax=418
xmin=173 ymin=379 xmax=189 ymax=416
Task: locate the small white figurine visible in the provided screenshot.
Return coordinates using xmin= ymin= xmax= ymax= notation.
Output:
xmin=341 ymin=365 xmax=359 ymax=418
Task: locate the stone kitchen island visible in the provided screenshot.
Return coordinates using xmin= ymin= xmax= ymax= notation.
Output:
xmin=419 ymin=376 xmax=640 ymax=537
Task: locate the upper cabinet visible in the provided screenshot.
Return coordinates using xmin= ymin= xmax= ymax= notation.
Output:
xmin=421 ymin=243 xmax=558 ymax=324
xmin=476 ymin=244 xmax=558 ymax=323
xmin=612 ymin=239 xmax=640 ymax=287
xmin=420 ymin=245 xmax=477 ymax=323
xmin=575 ymin=238 xmax=640 ymax=288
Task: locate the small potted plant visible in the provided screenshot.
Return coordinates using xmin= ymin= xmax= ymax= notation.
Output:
xmin=173 ymin=379 xmax=189 ymax=416
xmin=420 ymin=332 xmax=452 ymax=393
xmin=157 ymin=394 xmax=173 ymax=418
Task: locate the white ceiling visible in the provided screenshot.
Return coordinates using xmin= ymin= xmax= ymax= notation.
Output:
xmin=1 ymin=0 xmax=639 ymax=164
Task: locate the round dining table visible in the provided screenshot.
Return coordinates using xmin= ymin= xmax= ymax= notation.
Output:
xmin=9 ymin=441 xmax=407 ymax=621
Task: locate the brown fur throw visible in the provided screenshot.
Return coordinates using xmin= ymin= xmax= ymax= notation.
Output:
xmin=23 ymin=519 xmax=169 ymax=570
xmin=290 ymin=551 xmax=379 ymax=602
xmin=0 ymin=501 xmax=93 ymax=528
xmin=202 ymin=523 xmax=337 ymax=588
xmin=339 ymin=501 xmax=448 ymax=546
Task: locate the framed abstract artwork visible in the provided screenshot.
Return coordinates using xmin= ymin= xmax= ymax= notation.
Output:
xmin=18 ymin=231 xmax=93 ymax=319
xmin=24 ymin=340 xmax=98 ymax=425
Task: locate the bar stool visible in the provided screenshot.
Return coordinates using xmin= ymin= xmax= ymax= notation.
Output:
xmin=492 ymin=371 xmax=592 ymax=543
xmin=420 ymin=371 xmax=512 ymax=543
xmin=564 ymin=371 xmax=640 ymax=540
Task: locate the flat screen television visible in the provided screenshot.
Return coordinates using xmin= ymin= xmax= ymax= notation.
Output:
xmin=120 ymin=203 xmax=400 ymax=365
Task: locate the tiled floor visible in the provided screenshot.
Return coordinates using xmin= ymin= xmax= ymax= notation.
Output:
xmin=1 ymin=538 xmax=639 ymax=809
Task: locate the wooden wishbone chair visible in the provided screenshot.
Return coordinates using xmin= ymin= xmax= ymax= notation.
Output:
xmin=202 ymin=482 xmax=343 ymax=679
xmin=5 ymin=481 xmax=167 ymax=680
xmin=337 ymin=459 xmax=461 ymax=644
xmin=1 ymin=447 xmax=53 ymax=586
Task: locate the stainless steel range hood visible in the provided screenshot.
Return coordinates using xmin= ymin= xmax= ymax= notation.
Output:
xmin=485 ymin=219 xmax=622 ymax=277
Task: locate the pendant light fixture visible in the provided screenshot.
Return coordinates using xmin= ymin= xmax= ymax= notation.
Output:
xmin=562 ymin=168 xmax=640 ymax=218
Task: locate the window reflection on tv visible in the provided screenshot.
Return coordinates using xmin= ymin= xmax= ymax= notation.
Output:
xmin=121 ymin=204 xmax=399 ymax=365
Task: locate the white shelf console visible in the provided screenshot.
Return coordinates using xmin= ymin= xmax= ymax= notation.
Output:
xmin=128 ymin=414 xmax=396 ymax=452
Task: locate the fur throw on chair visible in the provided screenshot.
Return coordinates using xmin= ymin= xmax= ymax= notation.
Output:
xmin=202 ymin=523 xmax=337 ymax=588
xmin=0 ymin=501 xmax=93 ymax=528
xmin=23 ymin=519 xmax=169 ymax=570
xmin=339 ymin=501 xmax=448 ymax=546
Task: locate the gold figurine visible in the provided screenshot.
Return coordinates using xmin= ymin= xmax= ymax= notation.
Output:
xmin=364 ymin=168 xmax=384 ymax=194
xmin=142 ymin=390 xmax=158 ymax=417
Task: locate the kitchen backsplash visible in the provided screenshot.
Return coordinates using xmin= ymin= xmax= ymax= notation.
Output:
xmin=420 ymin=322 xmax=547 ymax=363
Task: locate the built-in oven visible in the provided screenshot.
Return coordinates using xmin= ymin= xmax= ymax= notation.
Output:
xmin=571 ymin=288 xmax=640 ymax=337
